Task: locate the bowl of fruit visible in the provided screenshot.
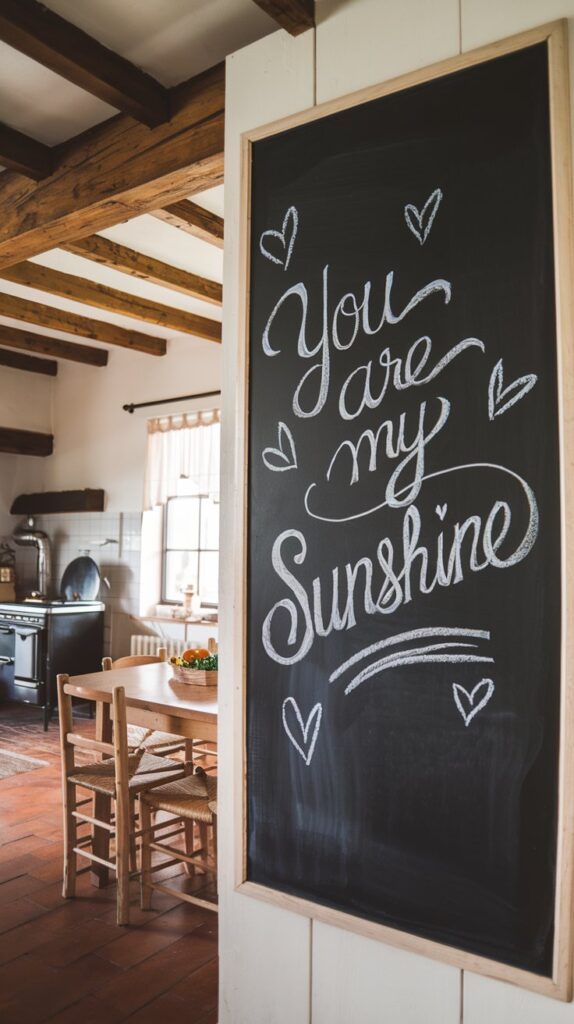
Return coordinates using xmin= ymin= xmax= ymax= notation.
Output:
xmin=169 ymin=648 xmax=218 ymax=687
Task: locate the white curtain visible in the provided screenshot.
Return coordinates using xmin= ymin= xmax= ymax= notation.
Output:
xmin=143 ymin=410 xmax=221 ymax=510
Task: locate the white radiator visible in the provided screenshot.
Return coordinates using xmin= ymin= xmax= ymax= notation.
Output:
xmin=130 ymin=635 xmax=181 ymax=659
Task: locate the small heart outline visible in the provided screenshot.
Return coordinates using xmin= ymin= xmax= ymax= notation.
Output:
xmin=404 ymin=188 xmax=443 ymax=245
xmin=259 ymin=206 xmax=298 ymax=271
xmin=262 ymin=421 xmax=297 ymax=472
xmin=452 ymin=678 xmax=495 ymax=727
xmin=488 ymin=358 xmax=537 ymax=420
xmin=282 ymin=697 xmax=323 ymax=766
xmin=435 ymin=503 xmax=447 ymax=521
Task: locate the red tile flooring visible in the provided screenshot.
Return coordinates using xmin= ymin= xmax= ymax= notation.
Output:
xmin=0 ymin=704 xmax=218 ymax=1023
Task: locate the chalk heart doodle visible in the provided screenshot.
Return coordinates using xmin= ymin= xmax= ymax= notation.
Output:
xmin=282 ymin=697 xmax=322 ymax=766
xmin=452 ymin=678 xmax=495 ymax=727
xmin=404 ymin=188 xmax=443 ymax=245
xmin=262 ymin=421 xmax=297 ymax=472
xmin=488 ymin=358 xmax=537 ymax=420
xmin=259 ymin=206 xmax=298 ymax=270
xmin=435 ymin=503 xmax=447 ymax=521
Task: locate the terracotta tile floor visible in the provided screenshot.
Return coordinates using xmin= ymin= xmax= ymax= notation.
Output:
xmin=0 ymin=704 xmax=218 ymax=1023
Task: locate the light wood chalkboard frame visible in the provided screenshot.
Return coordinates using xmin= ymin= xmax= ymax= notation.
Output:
xmin=235 ymin=19 xmax=574 ymax=1000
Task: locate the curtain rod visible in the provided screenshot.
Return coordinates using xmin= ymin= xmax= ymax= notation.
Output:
xmin=123 ymin=389 xmax=221 ymax=414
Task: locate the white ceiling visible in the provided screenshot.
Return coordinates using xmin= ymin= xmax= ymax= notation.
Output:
xmin=0 ymin=3 xmax=275 ymax=361
xmin=0 ymin=0 xmax=276 ymax=144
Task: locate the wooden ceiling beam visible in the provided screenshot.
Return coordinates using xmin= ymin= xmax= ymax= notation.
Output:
xmin=252 ymin=0 xmax=314 ymax=35
xmin=0 ymin=122 xmax=52 ymax=180
xmin=0 ymin=425 xmax=53 ymax=457
xmin=63 ymin=236 xmax=222 ymax=304
xmin=0 ymin=324 xmax=107 ymax=366
xmin=0 ymin=263 xmax=222 ymax=340
xmin=0 ymin=293 xmax=166 ymax=355
xmin=0 ymin=63 xmax=225 ymax=269
xmin=152 ymin=201 xmax=224 ymax=248
xmin=0 ymin=347 xmax=57 ymax=376
xmin=0 ymin=0 xmax=169 ymax=127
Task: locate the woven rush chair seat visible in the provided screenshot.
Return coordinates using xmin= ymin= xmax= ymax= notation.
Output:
xmin=140 ymin=769 xmax=218 ymax=914
xmin=126 ymin=724 xmax=185 ymax=756
xmin=68 ymin=751 xmax=185 ymax=797
xmin=143 ymin=771 xmax=217 ymax=821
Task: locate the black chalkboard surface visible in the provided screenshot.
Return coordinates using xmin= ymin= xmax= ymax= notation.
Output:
xmin=244 ymin=29 xmax=573 ymax=992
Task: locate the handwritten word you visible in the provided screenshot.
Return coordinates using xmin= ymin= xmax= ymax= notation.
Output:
xmin=262 ymin=266 xmax=451 ymax=417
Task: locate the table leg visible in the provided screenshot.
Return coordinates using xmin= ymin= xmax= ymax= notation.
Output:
xmin=92 ymin=701 xmax=112 ymax=888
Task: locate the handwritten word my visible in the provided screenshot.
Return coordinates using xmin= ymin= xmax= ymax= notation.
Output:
xmin=326 ymin=396 xmax=450 ymax=508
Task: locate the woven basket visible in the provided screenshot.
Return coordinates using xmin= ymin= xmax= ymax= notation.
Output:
xmin=170 ymin=665 xmax=218 ymax=688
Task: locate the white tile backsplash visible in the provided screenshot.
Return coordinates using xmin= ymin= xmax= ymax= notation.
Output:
xmin=4 ymin=511 xmax=142 ymax=658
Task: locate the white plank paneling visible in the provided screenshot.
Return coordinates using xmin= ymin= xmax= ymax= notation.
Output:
xmin=461 ymin=0 xmax=574 ymax=49
xmin=316 ymin=0 xmax=460 ymax=103
xmin=464 ymin=972 xmax=574 ymax=1023
xmin=313 ymin=921 xmax=461 ymax=1024
xmin=219 ymin=27 xmax=315 ymax=1024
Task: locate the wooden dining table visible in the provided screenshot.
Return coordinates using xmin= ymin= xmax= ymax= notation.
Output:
xmin=65 ymin=661 xmax=218 ymax=886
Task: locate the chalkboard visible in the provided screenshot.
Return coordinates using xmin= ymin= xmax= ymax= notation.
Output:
xmin=241 ymin=23 xmax=574 ymax=998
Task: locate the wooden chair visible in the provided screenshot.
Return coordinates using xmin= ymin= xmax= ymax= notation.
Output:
xmin=57 ymin=674 xmax=187 ymax=925
xmin=140 ymin=767 xmax=218 ymax=914
xmin=102 ymin=648 xmax=185 ymax=757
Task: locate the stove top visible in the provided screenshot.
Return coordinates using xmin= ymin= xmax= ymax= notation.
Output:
xmin=0 ymin=600 xmax=105 ymax=618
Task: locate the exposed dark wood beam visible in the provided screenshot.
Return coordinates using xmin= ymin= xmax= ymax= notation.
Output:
xmin=0 ymin=0 xmax=169 ymax=127
xmin=0 ymin=122 xmax=52 ymax=180
xmin=63 ymin=236 xmax=222 ymax=304
xmin=0 ymin=292 xmax=166 ymax=355
xmin=11 ymin=489 xmax=104 ymax=514
xmin=0 ymin=425 xmax=52 ymax=457
xmin=0 ymin=264 xmax=222 ymax=341
xmin=252 ymin=0 xmax=314 ymax=35
xmin=0 ymin=324 xmax=107 ymax=366
xmin=0 ymin=347 xmax=57 ymax=376
xmin=152 ymin=201 xmax=224 ymax=248
xmin=0 ymin=63 xmax=225 ymax=269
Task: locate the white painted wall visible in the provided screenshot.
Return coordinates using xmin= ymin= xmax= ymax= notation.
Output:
xmin=219 ymin=1 xmax=574 ymax=1021
xmin=43 ymin=335 xmax=221 ymax=512
xmin=0 ymin=363 xmax=54 ymax=531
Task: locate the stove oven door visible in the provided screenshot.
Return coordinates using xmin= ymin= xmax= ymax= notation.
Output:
xmin=13 ymin=625 xmax=44 ymax=706
xmin=0 ymin=623 xmax=15 ymax=701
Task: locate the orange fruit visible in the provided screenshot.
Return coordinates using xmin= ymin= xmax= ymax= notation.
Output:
xmin=182 ymin=647 xmax=210 ymax=662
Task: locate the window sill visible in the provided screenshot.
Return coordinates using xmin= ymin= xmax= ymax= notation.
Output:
xmin=137 ymin=613 xmax=219 ymax=626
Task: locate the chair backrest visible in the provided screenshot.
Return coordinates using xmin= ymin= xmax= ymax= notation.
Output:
xmin=57 ymin=673 xmax=130 ymax=792
xmin=102 ymin=646 xmax=167 ymax=671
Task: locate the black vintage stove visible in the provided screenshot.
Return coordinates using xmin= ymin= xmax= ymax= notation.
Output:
xmin=0 ymin=599 xmax=104 ymax=728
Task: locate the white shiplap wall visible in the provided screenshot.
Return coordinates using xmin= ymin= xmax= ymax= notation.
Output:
xmin=220 ymin=1 xmax=574 ymax=1021
xmin=219 ymin=28 xmax=315 ymax=1024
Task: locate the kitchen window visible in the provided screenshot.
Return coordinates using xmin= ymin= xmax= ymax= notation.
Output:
xmin=162 ymin=493 xmax=219 ymax=606
xmin=140 ymin=409 xmax=220 ymax=613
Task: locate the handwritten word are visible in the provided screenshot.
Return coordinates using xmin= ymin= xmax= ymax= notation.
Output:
xmin=262 ymin=265 xmax=451 ymax=418
xmin=340 ymin=334 xmax=484 ymax=421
